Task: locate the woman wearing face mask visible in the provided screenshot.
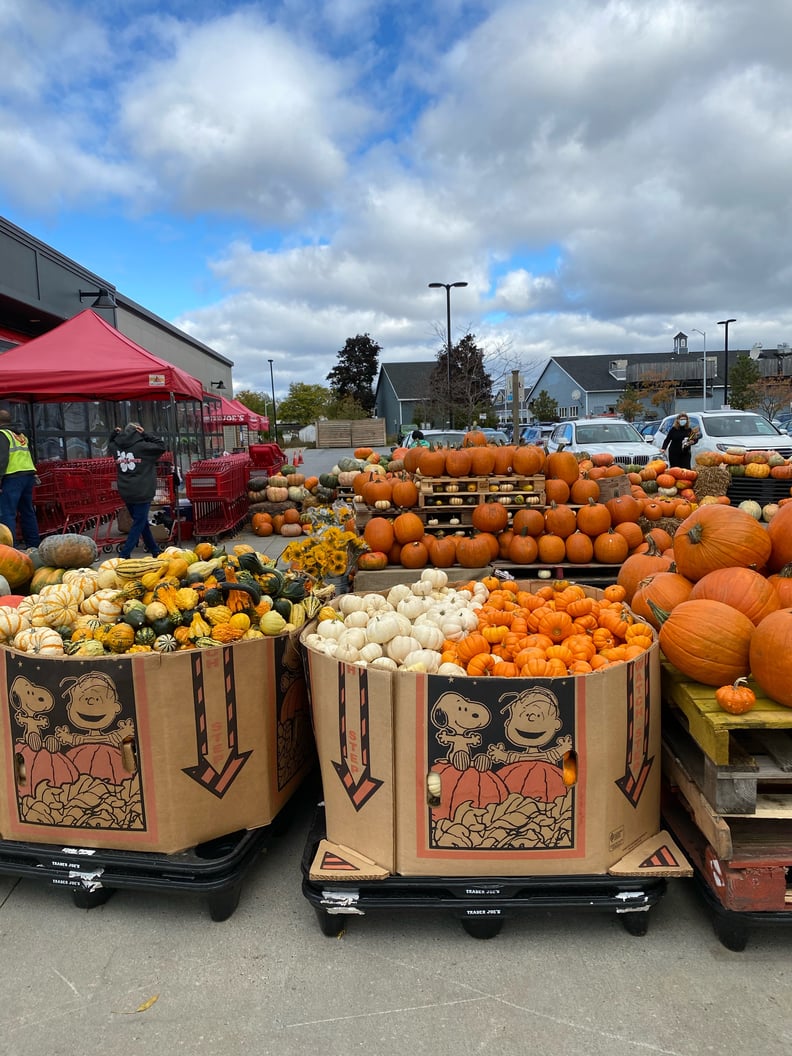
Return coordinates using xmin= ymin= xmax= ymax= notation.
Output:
xmin=661 ymin=414 xmax=694 ymax=469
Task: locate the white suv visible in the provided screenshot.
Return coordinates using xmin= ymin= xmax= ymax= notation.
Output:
xmin=546 ymin=418 xmax=664 ymax=466
xmin=654 ymin=411 xmax=792 ymax=459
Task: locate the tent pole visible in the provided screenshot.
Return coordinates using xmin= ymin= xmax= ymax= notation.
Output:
xmin=169 ymin=392 xmax=182 ymax=546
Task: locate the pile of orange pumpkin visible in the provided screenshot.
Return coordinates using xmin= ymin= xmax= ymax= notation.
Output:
xmin=611 ymin=500 xmax=792 ymax=711
xmin=352 ymin=435 xmax=715 ymax=572
xmin=438 ymin=579 xmax=653 ymax=677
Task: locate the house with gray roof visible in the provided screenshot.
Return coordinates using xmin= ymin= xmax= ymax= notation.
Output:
xmin=374 ymin=361 xmax=438 ymax=439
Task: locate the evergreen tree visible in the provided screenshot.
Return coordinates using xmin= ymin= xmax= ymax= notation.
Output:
xmin=428 ymin=333 xmax=493 ymax=428
xmin=326 ymin=334 xmax=381 ymax=413
xmin=728 ymin=354 xmax=760 ymax=410
xmin=529 ymin=390 xmax=559 ymax=422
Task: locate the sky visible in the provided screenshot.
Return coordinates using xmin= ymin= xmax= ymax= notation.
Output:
xmin=2 ymin=0 xmax=792 ymax=401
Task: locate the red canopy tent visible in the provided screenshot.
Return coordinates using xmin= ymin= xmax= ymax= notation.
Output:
xmin=0 ymin=309 xmax=204 ymax=402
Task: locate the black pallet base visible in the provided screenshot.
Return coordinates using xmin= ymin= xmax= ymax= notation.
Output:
xmin=301 ymin=805 xmax=666 ymax=940
xmin=0 ymin=822 xmax=276 ymax=922
xmin=490 ymin=561 xmax=619 ymax=585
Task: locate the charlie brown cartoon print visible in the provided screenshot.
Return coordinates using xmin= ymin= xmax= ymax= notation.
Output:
xmin=428 ymin=680 xmax=576 ymax=852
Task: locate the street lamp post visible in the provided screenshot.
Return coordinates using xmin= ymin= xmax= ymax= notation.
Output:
xmin=428 ymin=281 xmax=468 ymax=429
xmin=268 ymin=358 xmax=278 ymax=443
xmin=691 ymin=328 xmax=707 ymax=410
xmin=718 ymin=318 xmax=737 ymax=408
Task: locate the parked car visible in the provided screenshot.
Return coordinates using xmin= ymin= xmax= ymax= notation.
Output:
xmin=520 ymin=423 xmax=554 ymax=444
xmin=637 ymin=420 xmax=663 ymax=442
xmin=416 ymin=429 xmax=467 ymax=447
xmin=653 ymin=411 xmax=792 ymax=459
xmin=481 ymin=428 xmax=510 ymax=444
xmin=546 ymin=418 xmax=664 ymax=466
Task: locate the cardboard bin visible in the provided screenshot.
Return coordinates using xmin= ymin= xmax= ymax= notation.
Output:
xmin=0 ymin=632 xmax=314 ymax=853
xmin=303 ymin=585 xmax=689 ymax=882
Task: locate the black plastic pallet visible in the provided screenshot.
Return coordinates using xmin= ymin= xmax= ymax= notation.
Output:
xmin=0 ymin=824 xmax=272 ymax=921
xmin=726 ymin=477 xmax=791 ymax=504
xmin=300 ymin=805 xmax=666 ymax=940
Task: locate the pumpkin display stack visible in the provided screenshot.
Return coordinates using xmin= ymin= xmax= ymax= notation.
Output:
xmin=301 ymin=568 xmax=691 ymax=902
xmin=0 ymin=539 xmax=317 ymax=855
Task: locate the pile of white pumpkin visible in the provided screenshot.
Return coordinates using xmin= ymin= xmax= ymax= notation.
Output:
xmin=302 ymin=568 xmax=487 ymax=675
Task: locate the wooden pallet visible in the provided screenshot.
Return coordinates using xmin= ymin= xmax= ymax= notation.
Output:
xmin=662 ymin=779 xmax=792 ymax=920
xmin=663 ymin=707 xmax=792 ymax=816
xmin=418 ymin=475 xmax=545 ymax=512
xmin=490 ymin=560 xmax=620 ymax=584
xmin=661 ymin=662 xmax=792 ymax=766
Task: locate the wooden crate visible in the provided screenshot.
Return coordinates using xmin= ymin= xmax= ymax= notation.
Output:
xmin=418 ymin=475 xmax=545 ymax=512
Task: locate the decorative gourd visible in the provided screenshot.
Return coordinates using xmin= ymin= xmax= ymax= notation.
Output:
xmin=0 ymin=606 xmax=29 ymax=642
xmin=29 ymin=566 xmax=66 ymax=593
xmin=656 ymin=599 xmax=754 ymax=686
xmin=37 ymin=533 xmax=98 ymax=569
xmin=266 ymin=486 xmax=289 ymax=502
xmin=714 ymin=678 xmax=757 ymax=715
xmin=153 ymin=634 xmax=179 ymax=653
xmin=0 ymin=523 xmax=13 ymax=547
xmin=13 ymin=626 xmax=65 ymax=655
xmin=105 ymin=623 xmax=136 ymax=653
xmin=0 ymin=544 xmax=35 ymax=589
xmin=61 ymin=567 xmax=99 ymax=595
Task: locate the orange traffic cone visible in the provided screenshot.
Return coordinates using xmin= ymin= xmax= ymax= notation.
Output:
xmin=295 ymin=449 xmax=304 ymax=466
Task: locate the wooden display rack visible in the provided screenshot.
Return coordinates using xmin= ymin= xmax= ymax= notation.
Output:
xmin=418 ymin=475 xmax=545 ymax=514
xmin=660 ymin=663 xmax=792 ymax=949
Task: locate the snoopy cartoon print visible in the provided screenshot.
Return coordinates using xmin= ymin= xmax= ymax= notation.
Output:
xmin=431 ymin=690 xmax=492 ymax=772
xmin=55 ymin=671 xmax=135 ymax=747
xmin=10 ymin=676 xmax=59 ymax=752
xmin=487 ymin=686 xmax=572 ymax=767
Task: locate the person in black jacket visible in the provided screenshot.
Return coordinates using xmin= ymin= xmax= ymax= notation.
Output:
xmin=109 ymin=422 xmax=166 ymax=558
xmin=661 ymin=414 xmax=694 ymax=469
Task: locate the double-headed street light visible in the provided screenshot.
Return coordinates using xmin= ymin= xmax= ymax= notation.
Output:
xmin=718 ymin=318 xmax=737 ymax=407
xmin=691 ymin=328 xmax=707 ymax=409
xmin=429 ymin=281 xmax=468 ymax=429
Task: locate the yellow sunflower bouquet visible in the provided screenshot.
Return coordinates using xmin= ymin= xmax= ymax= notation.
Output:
xmin=280 ymin=523 xmax=369 ymax=590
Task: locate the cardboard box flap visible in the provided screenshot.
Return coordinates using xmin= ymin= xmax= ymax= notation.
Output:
xmin=608 ymin=829 xmax=692 ymax=877
xmin=309 ymin=839 xmax=391 ymax=882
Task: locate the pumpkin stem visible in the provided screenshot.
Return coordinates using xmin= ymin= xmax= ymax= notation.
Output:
xmin=647 ymin=597 xmax=672 ymax=626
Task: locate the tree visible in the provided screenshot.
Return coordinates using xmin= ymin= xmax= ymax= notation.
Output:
xmin=528 ymin=390 xmax=558 ymax=422
xmin=639 ymin=370 xmax=678 ymax=416
xmin=234 ymin=389 xmax=270 ymax=417
xmin=428 ymin=333 xmax=494 ymax=428
xmin=614 ymin=385 xmax=645 ymax=422
xmin=728 ymin=354 xmax=761 ymax=410
xmin=325 ymin=393 xmax=370 ymax=420
xmin=326 ymin=334 xmax=381 ymax=413
xmin=749 ymin=375 xmax=792 ymax=421
xmin=276 ymin=383 xmax=332 ymax=426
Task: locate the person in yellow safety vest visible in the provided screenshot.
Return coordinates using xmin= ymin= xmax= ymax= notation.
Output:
xmin=0 ymin=408 xmax=41 ymax=549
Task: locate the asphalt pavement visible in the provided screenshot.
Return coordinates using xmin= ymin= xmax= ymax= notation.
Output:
xmin=1 ymin=446 xmax=790 ymax=1056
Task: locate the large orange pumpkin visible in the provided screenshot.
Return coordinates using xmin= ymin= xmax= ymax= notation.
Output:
xmin=391 ymin=477 xmax=419 ymax=508
xmin=672 ymin=505 xmax=772 ymax=582
xmin=511 ymin=445 xmax=545 ymax=475
xmin=393 ymin=511 xmax=425 ymax=544
xmin=657 ymin=599 xmax=754 ymax=686
xmin=630 ymin=571 xmax=693 ymax=628
xmin=544 ymin=450 xmax=579 ymax=485
xmin=363 ymin=516 xmax=395 ymax=553
xmin=749 ymin=609 xmax=792 ymax=708
xmin=468 ymin=446 xmax=497 ymax=475
xmin=616 ymin=538 xmax=673 ymax=601
xmin=444 ymin=448 xmax=473 ymax=477
xmin=688 ymin=567 xmax=780 ymax=626
xmin=471 ymin=501 xmax=509 ymax=534
xmin=766 ymin=565 xmax=792 ymax=607
xmin=400 ymin=540 xmax=429 ymax=568
xmin=456 ymin=534 xmax=493 ymax=568
xmin=427 ymin=535 xmax=457 ymax=568
xmin=766 ymin=502 xmax=792 ymax=571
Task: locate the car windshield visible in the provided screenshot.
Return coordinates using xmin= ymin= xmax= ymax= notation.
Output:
xmin=575 ymin=423 xmax=643 ymax=445
xmin=704 ymin=415 xmax=780 ymax=438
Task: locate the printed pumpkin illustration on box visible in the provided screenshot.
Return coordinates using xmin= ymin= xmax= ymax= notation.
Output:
xmin=427 ymin=681 xmax=576 ymax=852
xmin=7 ymin=657 xmax=143 ymax=831
xmin=275 ymin=633 xmax=314 ymax=789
